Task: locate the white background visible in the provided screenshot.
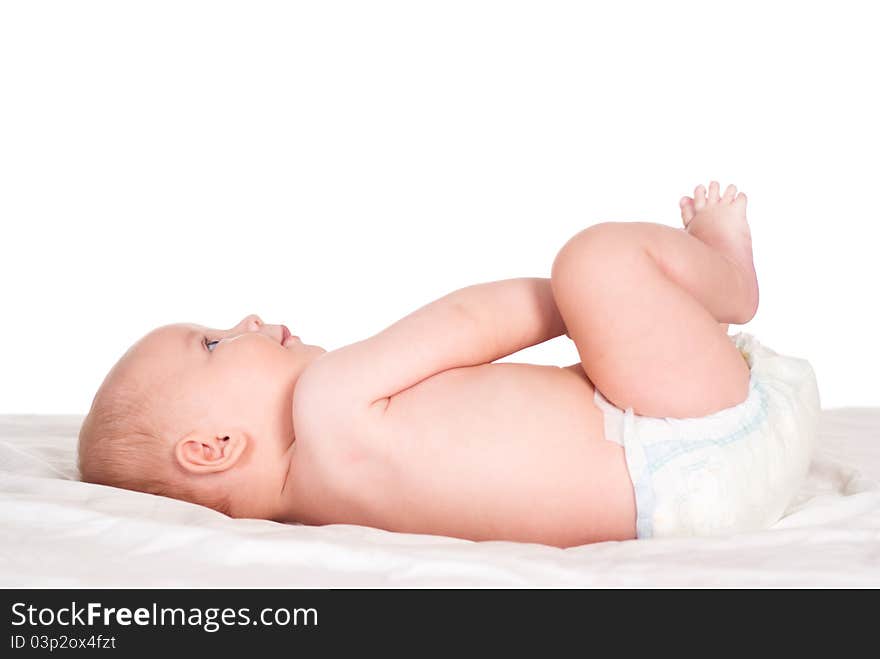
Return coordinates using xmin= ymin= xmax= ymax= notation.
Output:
xmin=1 ymin=1 xmax=877 ymax=413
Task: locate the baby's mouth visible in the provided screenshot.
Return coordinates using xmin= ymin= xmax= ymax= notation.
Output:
xmin=281 ymin=325 xmax=301 ymax=347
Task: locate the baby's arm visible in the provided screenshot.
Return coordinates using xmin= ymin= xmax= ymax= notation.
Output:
xmin=305 ymin=277 xmax=566 ymax=409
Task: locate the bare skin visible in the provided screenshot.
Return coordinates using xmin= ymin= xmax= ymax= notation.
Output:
xmin=286 ymin=359 xmax=634 ymax=547
xmin=95 ymin=181 xmax=758 ymax=548
xmin=281 ymin=181 xmax=759 ymax=547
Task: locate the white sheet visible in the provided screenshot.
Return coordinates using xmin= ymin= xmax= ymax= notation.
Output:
xmin=1 ymin=410 xmax=878 ymax=587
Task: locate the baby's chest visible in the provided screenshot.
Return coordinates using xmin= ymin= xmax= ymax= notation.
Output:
xmin=332 ymin=361 xmax=612 ymax=537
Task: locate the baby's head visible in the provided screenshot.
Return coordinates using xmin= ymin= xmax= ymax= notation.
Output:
xmin=78 ymin=314 xmax=325 ymax=518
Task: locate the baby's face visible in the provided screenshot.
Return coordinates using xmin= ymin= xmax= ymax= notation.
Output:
xmin=115 ymin=314 xmax=325 ymax=487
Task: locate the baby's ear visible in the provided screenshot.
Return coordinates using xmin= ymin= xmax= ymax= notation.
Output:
xmin=174 ymin=430 xmax=247 ymax=474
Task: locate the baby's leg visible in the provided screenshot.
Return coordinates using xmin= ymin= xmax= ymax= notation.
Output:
xmin=551 ymin=182 xmax=758 ymax=418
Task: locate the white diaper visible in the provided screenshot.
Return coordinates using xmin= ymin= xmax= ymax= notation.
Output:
xmin=593 ymin=332 xmax=820 ymax=539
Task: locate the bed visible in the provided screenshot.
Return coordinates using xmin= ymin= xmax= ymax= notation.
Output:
xmin=1 ymin=410 xmax=878 ymax=587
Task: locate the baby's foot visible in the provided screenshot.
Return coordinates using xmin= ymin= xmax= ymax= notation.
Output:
xmin=679 ymin=181 xmax=759 ymax=323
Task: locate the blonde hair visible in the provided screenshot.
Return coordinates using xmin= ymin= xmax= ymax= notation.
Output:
xmin=78 ymin=378 xmax=233 ymax=516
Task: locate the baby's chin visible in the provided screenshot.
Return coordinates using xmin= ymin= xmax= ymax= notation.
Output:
xmin=284 ymin=338 xmax=326 ymax=358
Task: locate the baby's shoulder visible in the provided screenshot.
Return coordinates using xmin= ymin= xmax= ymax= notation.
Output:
xmin=291 ymin=360 xmax=386 ymax=446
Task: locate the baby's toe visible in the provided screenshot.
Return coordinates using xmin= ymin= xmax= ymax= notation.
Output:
xmin=722 ymin=184 xmax=737 ymax=203
xmin=708 ymin=180 xmax=721 ymax=202
xmin=679 ymin=196 xmax=696 ymax=226
xmin=693 ymin=184 xmax=707 ymax=210
xmin=734 ymin=191 xmax=748 ymax=209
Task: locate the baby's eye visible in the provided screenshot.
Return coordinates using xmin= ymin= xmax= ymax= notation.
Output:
xmin=205 ymin=338 xmax=220 ymax=352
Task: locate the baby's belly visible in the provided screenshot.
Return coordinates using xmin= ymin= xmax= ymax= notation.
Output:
xmin=384 ymin=362 xmax=599 ymax=454
xmin=352 ymin=362 xmax=637 ymax=547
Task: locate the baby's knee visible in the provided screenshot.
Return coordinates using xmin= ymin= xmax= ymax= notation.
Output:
xmin=552 ymin=222 xmax=642 ymax=283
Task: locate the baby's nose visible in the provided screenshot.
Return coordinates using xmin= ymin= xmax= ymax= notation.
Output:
xmin=237 ymin=314 xmax=263 ymax=332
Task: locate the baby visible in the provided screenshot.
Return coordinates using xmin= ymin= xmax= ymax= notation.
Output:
xmin=78 ymin=182 xmax=819 ymax=548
